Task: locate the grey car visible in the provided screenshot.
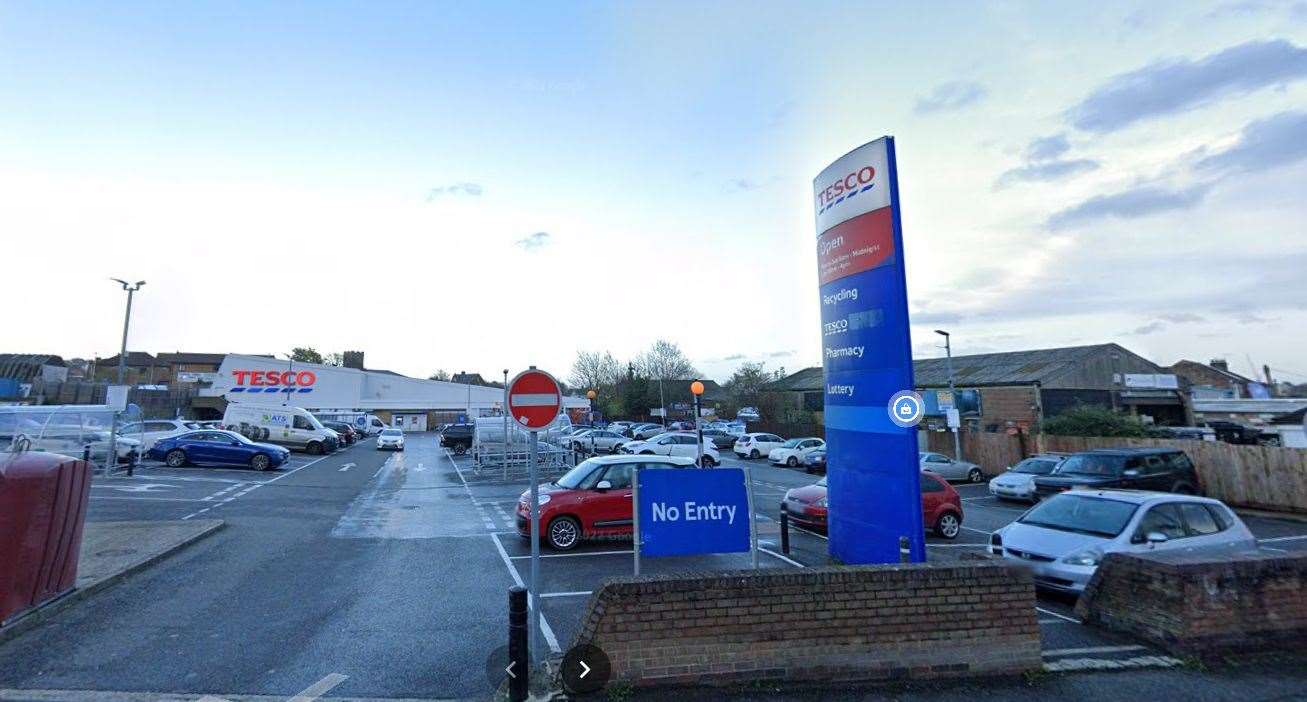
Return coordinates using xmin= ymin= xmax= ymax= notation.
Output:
xmin=919 ymin=451 xmax=984 ymax=483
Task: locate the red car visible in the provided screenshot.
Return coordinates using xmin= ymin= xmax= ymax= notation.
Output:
xmin=516 ymin=454 xmax=696 ymax=550
xmin=781 ymin=471 xmax=964 ymax=539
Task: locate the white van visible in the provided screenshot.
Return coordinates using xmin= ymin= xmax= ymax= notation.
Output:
xmin=223 ymin=403 xmax=339 ymax=454
xmin=313 ymin=411 xmax=387 ymax=437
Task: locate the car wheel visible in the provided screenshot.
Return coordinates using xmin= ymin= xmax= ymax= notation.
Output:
xmin=165 ymin=449 xmax=187 ymax=468
xmin=749 ymin=449 xmax=760 ymax=459
xmin=786 ymin=456 xmax=799 ymax=467
xmin=307 ymin=441 xmax=324 ymax=455
xmin=934 ymin=512 xmax=961 ymax=539
xmin=250 ymin=454 xmax=271 ymax=471
xmin=546 ymin=516 xmax=581 ymax=551
xmin=967 ymin=468 xmax=984 ymax=483
xmin=454 ymin=444 xmax=467 ymax=456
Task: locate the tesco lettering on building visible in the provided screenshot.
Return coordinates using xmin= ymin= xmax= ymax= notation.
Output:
xmin=229 ymin=369 xmax=318 ymax=394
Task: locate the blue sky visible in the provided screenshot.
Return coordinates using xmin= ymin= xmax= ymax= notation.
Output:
xmin=3 ymin=1 xmax=1306 ymax=386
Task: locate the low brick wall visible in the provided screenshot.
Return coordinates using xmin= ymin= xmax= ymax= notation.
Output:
xmin=1075 ymin=550 xmax=1307 ymax=656
xmin=571 ymin=562 xmax=1041 ymax=688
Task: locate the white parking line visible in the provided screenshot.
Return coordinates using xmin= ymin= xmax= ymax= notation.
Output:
xmin=509 ymin=549 xmax=632 ymax=559
xmin=540 ymin=591 xmax=593 ymax=598
xmin=490 ymin=532 xmax=562 ymax=653
xmin=180 ymin=452 xmax=332 ymax=520
xmin=760 ymin=547 xmax=804 ymax=568
xmin=1035 ymin=606 xmax=1080 ymax=624
xmin=1042 ymin=644 xmax=1145 ymax=657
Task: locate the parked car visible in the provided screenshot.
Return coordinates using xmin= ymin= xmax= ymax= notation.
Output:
xmin=439 ymin=423 xmax=474 ymax=454
xmin=118 ymin=418 xmax=204 ymax=451
xmin=630 ymin=424 xmax=666 ymax=440
xmin=321 ymin=421 xmax=359 ymax=445
xmin=733 ymin=432 xmax=784 ymax=459
xmin=699 ymin=428 xmax=737 ymax=449
xmin=1204 ymin=420 xmax=1263 ymax=445
xmin=566 ymin=429 xmax=628 ymax=453
xmin=619 ymin=432 xmax=720 ymax=465
xmin=919 ymin=451 xmax=985 ymax=483
xmin=768 ymin=438 xmax=826 ymax=467
xmin=803 ymin=448 xmax=826 ymax=473
xmin=606 ymin=421 xmax=634 ymax=436
xmin=147 ymin=430 xmax=291 ymax=471
xmin=221 ymin=403 xmax=338 ymax=454
xmin=1149 ymin=426 xmax=1216 ymax=441
xmin=736 ymin=407 xmax=761 ymax=421
xmin=515 ymin=454 xmax=695 ymax=550
xmin=988 ymin=453 xmax=1068 ymax=502
xmin=1033 ymin=448 xmax=1202 ymax=501
xmin=377 ymin=428 xmax=405 ymax=451
xmin=991 ymin=490 xmax=1255 ymax=594
xmin=668 ymin=421 xmax=695 ymax=431
xmin=781 ymin=471 xmax=964 ymax=538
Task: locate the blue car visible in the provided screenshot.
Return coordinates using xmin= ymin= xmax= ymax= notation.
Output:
xmin=147 ymin=430 xmax=291 ymax=471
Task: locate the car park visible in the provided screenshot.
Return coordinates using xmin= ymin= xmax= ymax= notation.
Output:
xmin=988 ymin=453 xmax=1068 ymax=502
xmin=147 ymin=430 xmax=291 ymax=471
xmin=565 ymin=429 xmax=628 ymax=453
xmin=618 ymin=431 xmax=719 ymax=465
xmin=118 ymin=418 xmax=203 ymax=451
xmin=803 ymin=448 xmax=826 ymax=473
xmin=515 ymin=454 xmax=695 ymax=550
xmin=991 ymin=490 xmax=1256 ymax=594
xmin=781 ymin=471 xmax=964 ymax=538
xmin=768 ymin=437 xmax=825 ymax=467
xmin=439 ymin=423 xmax=474 ymax=454
xmin=699 ymin=428 xmax=737 ymax=449
xmin=376 ymin=428 xmax=405 ymax=451
xmin=919 ymin=451 xmax=984 ymax=483
xmin=222 ymin=403 xmax=338 ymax=454
xmin=1033 ymin=448 xmax=1201 ymax=500
xmin=630 ymin=423 xmax=666 ymax=440
xmin=733 ymin=432 xmax=784 ymax=459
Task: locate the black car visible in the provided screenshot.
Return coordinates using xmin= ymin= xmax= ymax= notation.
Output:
xmin=1033 ymin=448 xmax=1202 ymax=500
xmin=698 ymin=428 xmax=737 ymax=449
xmin=321 ymin=421 xmax=358 ymax=445
xmin=439 ymin=423 xmax=474 ymax=455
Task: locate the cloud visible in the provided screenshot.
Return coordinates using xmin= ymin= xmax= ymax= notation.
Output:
xmin=1125 ymin=321 xmax=1167 ymax=335
xmin=731 ymin=179 xmax=760 ymax=191
xmin=766 ymin=350 xmax=794 ymax=358
xmin=425 ymin=182 xmax=483 ymax=200
xmin=721 ymin=353 xmax=746 ymax=361
xmin=1026 ymin=134 xmax=1071 ymax=161
xmin=1196 ymin=110 xmax=1307 ymax=174
xmin=914 ymin=81 xmax=987 ymax=114
xmin=1068 ymin=39 xmax=1307 ymax=132
xmin=996 ymin=158 xmax=1100 ymax=188
xmin=1046 ymin=183 xmax=1210 ymax=230
xmin=514 ymin=232 xmax=551 ymax=251
xmin=910 ymin=311 xmax=964 ymax=325
xmin=1159 ymin=312 xmax=1206 ymax=323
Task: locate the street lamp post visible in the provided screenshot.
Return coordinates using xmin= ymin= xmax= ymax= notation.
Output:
xmin=690 ymin=380 xmax=705 ymax=467
xmin=280 ymin=353 xmax=295 ymax=406
xmin=503 ymin=369 xmax=510 ymax=477
xmin=935 ymin=330 xmax=962 ymax=462
xmin=658 ymin=376 xmax=666 ymax=426
xmin=110 ymin=279 xmax=146 ymax=384
xmin=586 ymin=389 xmax=598 ymax=455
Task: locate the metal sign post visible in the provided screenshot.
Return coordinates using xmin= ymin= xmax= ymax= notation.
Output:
xmin=631 ymin=468 xmax=641 ymax=576
xmin=746 ymin=466 xmax=758 ymax=569
xmin=528 ymin=428 xmax=541 ymax=660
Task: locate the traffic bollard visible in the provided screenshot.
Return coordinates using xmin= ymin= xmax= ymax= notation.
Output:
xmin=780 ymin=503 xmax=790 ymax=555
xmin=899 ymin=536 xmax=910 ymax=563
xmin=508 ymin=586 xmax=528 ymax=702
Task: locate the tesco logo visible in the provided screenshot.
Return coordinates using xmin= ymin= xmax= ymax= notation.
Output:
xmin=816 ymin=165 xmax=875 ymax=215
xmin=229 ymin=369 xmax=316 ymax=394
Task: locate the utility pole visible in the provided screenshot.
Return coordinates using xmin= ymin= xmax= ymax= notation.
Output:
xmin=503 ymin=368 xmax=509 ymax=477
xmin=110 ymin=279 xmax=146 ymax=384
xmin=935 ymin=330 xmax=962 ymax=462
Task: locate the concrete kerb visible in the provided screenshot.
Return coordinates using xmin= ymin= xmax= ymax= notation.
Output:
xmin=0 ymin=519 xmax=226 ymax=644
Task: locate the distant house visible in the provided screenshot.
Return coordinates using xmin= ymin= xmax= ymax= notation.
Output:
xmin=95 ymin=352 xmax=173 ymax=385
xmin=156 ymin=352 xmax=230 ymax=385
xmin=1167 ymin=359 xmax=1256 ymax=399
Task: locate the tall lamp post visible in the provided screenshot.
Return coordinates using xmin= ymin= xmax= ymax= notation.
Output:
xmin=935 ymin=330 xmax=962 ymax=461
xmin=280 ymin=353 xmax=295 ymax=406
xmin=110 ymin=279 xmax=146 ymax=384
xmin=690 ymin=380 xmax=705 ymax=467
xmin=586 ymin=389 xmax=597 ymax=455
xmin=503 ymin=369 xmax=510 ymax=476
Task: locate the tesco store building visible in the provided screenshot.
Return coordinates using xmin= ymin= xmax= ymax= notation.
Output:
xmin=200 ymin=354 xmax=590 ymax=431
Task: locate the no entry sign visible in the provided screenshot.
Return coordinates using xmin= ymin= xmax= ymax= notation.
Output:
xmin=507 ymin=369 xmax=562 ymax=431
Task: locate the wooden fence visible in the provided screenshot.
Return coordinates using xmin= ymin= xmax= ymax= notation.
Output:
xmin=925 ymin=431 xmax=1307 ymax=515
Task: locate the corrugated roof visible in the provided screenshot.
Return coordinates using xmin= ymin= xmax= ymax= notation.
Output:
xmin=99 ymin=351 xmax=170 ymax=367
xmin=0 ymin=354 xmax=66 ymax=381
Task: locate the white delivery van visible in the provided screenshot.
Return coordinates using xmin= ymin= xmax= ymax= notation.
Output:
xmin=313 ymin=411 xmax=387 ymax=436
xmin=223 ymin=403 xmax=338 ymax=454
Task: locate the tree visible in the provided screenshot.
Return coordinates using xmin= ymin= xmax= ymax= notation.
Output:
xmin=290 ymin=347 xmax=324 ymax=364
xmin=723 ymin=361 xmax=771 ymax=410
xmin=325 ymin=352 xmax=344 ymax=367
xmin=633 ymin=339 xmax=697 ymax=380
xmin=428 ymin=369 xmax=451 ymax=381
xmin=1042 ymin=405 xmax=1148 ymax=438
xmin=568 ymin=350 xmax=623 ymax=391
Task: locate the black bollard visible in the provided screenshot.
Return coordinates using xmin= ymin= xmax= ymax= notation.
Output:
xmin=780 ymin=503 xmax=790 ymax=555
xmin=899 ymin=536 xmax=910 ymax=563
xmin=508 ymin=586 xmax=529 ymax=702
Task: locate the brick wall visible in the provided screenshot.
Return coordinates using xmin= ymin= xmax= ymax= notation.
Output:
xmin=572 ymin=562 xmax=1041 ymax=688
xmin=975 ymin=386 xmax=1040 ymax=430
xmin=1075 ymin=550 xmax=1307 ymax=656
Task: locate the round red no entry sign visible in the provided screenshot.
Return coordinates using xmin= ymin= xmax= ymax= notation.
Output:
xmin=507 ymin=368 xmax=562 ymax=431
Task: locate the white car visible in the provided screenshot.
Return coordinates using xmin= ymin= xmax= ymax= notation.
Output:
xmin=768 ymin=438 xmax=826 ymax=467
xmin=992 ymin=490 xmax=1257 ymax=594
xmin=619 ymin=432 xmax=720 ymax=465
xmin=988 ymin=453 xmax=1068 ymax=502
xmin=630 ymin=424 xmax=666 ymax=440
xmin=733 ymin=432 xmax=784 ymax=459
xmin=567 ymin=429 xmax=627 ymax=453
xmin=376 ymin=428 xmax=405 ymax=451
xmin=118 ymin=418 xmax=203 ymax=451
xmin=919 ymin=451 xmax=985 ymax=483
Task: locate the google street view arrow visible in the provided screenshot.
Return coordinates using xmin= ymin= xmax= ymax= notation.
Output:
xmin=579 ymin=661 xmax=591 ymax=679
xmin=504 ymin=661 xmax=517 ymax=679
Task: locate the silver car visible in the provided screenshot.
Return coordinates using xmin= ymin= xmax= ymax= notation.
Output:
xmin=991 ymin=490 xmax=1257 ymax=594
xmin=919 ymin=451 xmax=984 ymax=483
xmin=988 ymin=453 xmax=1068 ymax=502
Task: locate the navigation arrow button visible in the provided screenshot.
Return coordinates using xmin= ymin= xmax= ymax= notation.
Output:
xmin=505 ymin=661 xmax=516 ymax=679
xmin=579 ymin=661 xmax=591 ymax=679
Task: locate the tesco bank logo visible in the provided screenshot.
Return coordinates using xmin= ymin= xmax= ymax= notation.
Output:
xmin=815 ymin=165 xmax=876 ymax=216
xmin=228 ymin=369 xmax=317 ymax=394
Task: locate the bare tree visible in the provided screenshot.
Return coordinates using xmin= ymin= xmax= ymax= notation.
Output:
xmin=428 ymin=369 xmax=451 ymax=381
xmin=633 ymin=339 xmax=697 ymax=381
xmin=569 ymin=350 xmax=623 ymax=390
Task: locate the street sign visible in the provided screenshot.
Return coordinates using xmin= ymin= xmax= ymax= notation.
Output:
xmin=507 ymin=369 xmax=561 ymax=431
xmin=946 ymin=408 xmax=960 ymax=429
xmin=635 ymin=467 xmax=753 ymax=558
xmin=936 ymin=390 xmax=954 ymax=410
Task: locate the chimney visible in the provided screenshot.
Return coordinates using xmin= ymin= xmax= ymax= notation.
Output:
xmin=1210 ymin=359 xmax=1229 ymax=372
xmin=343 ymin=351 xmax=365 ymax=370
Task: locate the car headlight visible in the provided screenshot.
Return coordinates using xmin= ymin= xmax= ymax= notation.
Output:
xmin=1062 ymin=548 xmax=1102 ymax=566
xmin=533 ymin=494 xmax=552 ymax=506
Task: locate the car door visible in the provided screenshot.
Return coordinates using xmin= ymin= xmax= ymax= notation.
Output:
xmin=290 ymin=414 xmax=316 ymax=448
xmin=1128 ymin=502 xmax=1190 ymax=553
xmin=587 ymin=463 xmax=635 ymax=537
xmin=919 ymin=473 xmax=946 ymax=526
xmin=921 ymin=453 xmax=959 ymax=480
xmin=179 ymin=432 xmax=219 ymax=463
xmin=207 ymin=432 xmax=252 ymax=466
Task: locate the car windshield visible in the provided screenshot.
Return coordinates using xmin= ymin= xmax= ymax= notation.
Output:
xmin=1012 ymin=458 xmax=1059 ymax=475
xmin=1056 ymin=454 xmax=1124 ymax=477
xmin=380 ymin=429 xmax=402 ymax=437
xmin=555 ymin=459 xmax=604 ymax=489
xmin=1018 ymin=495 xmax=1138 ymax=537
xmin=780 ymin=439 xmax=802 ymax=448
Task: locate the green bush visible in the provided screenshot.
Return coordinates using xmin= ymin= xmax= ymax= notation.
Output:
xmin=1041 ymin=405 xmax=1149 ymax=438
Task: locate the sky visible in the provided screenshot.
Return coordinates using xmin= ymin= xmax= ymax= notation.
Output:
xmin=2 ymin=1 xmax=1306 ymax=386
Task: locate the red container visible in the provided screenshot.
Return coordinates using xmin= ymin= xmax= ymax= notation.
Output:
xmin=0 ymin=451 xmax=92 ymax=625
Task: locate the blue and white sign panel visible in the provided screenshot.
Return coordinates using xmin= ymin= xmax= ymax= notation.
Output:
xmin=637 ymin=467 xmax=751 ymax=557
xmin=814 ymin=136 xmax=925 ymax=565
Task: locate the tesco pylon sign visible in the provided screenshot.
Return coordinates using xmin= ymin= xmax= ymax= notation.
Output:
xmin=507 ymin=369 xmax=563 ymax=431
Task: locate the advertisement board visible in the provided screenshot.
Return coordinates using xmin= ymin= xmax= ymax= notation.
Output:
xmin=815 ymin=136 xmax=925 ymax=564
